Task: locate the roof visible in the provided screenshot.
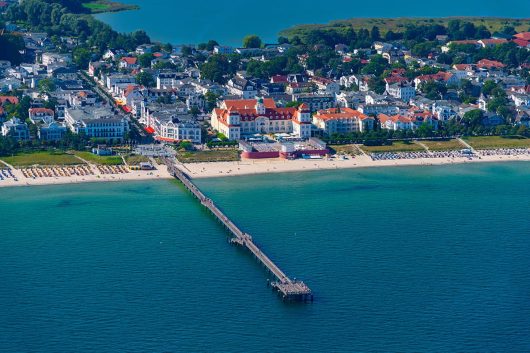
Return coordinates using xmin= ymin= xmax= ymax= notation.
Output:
xmin=479 ymin=38 xmax=508 ymax=45
xmin=29 ymin=108 xmax=54 ymax=115
xmin=513 ymin=38 xmax=530 ymax=48
xmin=477 ymin=59 xmax=506 ymax=69
xmin=416 ymin=72 xmax=454 ymax=82
xmin=121 ymin=57 xmax=138 ymax=65
xmin=453 ymin=64 xmax=474 ymax=71
xmin=378 ymin=114 xmax=412 ymax=124
xmin=315 ymin=107 xmax=372 ymax=121
xmin=0 ymin=96 xmax=19 ymax=105
xmin=222 ymin=98 xmax=276 ymax=110
xmin=514 ymin=32 xmax=530 ymax=41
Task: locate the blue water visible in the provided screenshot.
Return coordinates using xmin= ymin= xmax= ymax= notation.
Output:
xmin=1 ymin=163 xmax=530 ymax=352
xmin=95 ymin=0 xmax=530 ymax=45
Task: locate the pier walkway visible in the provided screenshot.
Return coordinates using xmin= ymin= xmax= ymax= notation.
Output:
xmin=165 ymin=158 xmax=312 ymax=302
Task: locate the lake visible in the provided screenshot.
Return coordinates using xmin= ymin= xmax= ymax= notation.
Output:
xmin=95 ymin=0 xmax=530 ymax=45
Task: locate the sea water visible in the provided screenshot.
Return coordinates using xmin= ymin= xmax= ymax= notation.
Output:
xmin=1 ymin=163 xmax=530 ymax=352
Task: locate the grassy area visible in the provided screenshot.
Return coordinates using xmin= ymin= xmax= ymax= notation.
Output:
xmin=329 ymin=144 xmax=362 ymax=156
xmin=360 ymin=141 xmax=425 ymax=153
xmin=281 ymin=17 xmax=530 ymax=39
xmin=124 ymin=154 xmax=150 ymax=166
xmin=82 ymin=0 xmax=139 ymax=13
xmin=75 ymin=151 xmax=124 ymax=165
xmin=464 ymin=136 xmax=530 ymax=149
xmin=421 ymin=139 xmax=466 ymax=151
xmin=176 ymin=150 xmax=241 ymax=163
xmin=1 ymin=151 xmax=83 ymax=167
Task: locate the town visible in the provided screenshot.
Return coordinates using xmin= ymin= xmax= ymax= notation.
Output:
xmin=2 ymin=0 xmax=530 ymax=185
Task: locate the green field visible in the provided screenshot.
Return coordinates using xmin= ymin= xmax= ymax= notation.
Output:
xmin=281 ymin=17 xmax=530 ymax=39
xmin=421 ymin=139 xmax=466 ymax=151
xmin=1 ymin=151 xmax=83 ymax=167
xmin=177 ymin=150 xmax=241 ymax=163
xmin=329 ymin=144 xmax=362 ymax=156
xmin=82 ymin=0 xmax=139 ymax=13
xmin=464 ymin=136 xmax=530 ymax=149
xmin=75 ymin=151 xmax=124 ymax=165
xmin=360 ymin=141 xmax=425 ymax=153
xmin=124 ymin=154 xmax=150 ymax=166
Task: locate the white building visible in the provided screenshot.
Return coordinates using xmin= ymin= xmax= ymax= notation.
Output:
xmin=211 ymin=98 xmax=312 ymax=140
xmin=313 ymin=107 xmax=374 ymax=135
xmin=386 ymin=82 xmax=416 ymax=102
xmin=1 ymin=118 xmax=30 ymax=141
xmin=65 ymin=107 xmax=129 ymax=141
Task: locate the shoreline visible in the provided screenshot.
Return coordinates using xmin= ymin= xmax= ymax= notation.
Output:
xmin=177 ymin=154 xmax=530 ymax=179
xmin=2 ymin=154 xmax=530 ymax=188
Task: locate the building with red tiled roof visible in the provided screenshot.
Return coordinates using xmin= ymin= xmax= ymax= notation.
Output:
xmin=211 ymin=98 xmax=312 ymax=140
xmin=28 ymin=108 xmax=55 ymax=124
xmin=478 ymin=38 xmax=508 ymax=47
xmin=313 ymin=107 xmax=374 ymax=135
xmin=378 ymin=114 xmax=414 ymax=131
xmin=119 ymin=57 xmax=139 ymax=69
xmin=477 ymin=59 xmax=506 ymax=70
xmin=513 ymin=38 xmax=530 ymax=48
xmin=514 ymin=32 xmax=530 ymax=41
xmin=414 ymin=72 xmax=458 ymax=88
xmin=0 ymin=96 xmax=19 ymax=106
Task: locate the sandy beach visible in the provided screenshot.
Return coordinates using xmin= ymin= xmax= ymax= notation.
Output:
xmin=0 ymin=161 xmax=173 ymax=188
xmin=2 ymin=154 xmax=530 ymax=188
xmin=178 ymin=154 xmax=530 ymax=179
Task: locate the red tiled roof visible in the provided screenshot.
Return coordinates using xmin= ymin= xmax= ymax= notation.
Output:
xmin=513 ymin=38 xmax=530 ymax=48
xmin=315 ymin=107 xmax=373 ymax=121
xmin=480 ymin=38 xmax=508 ymax=45
xmin=384 ymin=76 xmax=408 ymax=84
xmin=222 ymin=98 xmax=276 ymax=110
xmin=378 ymin=114 xmax=412 ymax=124
xmin=453 ymin=64 xmax=474 ymax=71
xmin=477 ymin=59 xmax=506 ymax=69
xmin=121 ymin=57 xmax=138 ymax=65
xmin=144 ymin=126 xmax=155 ymax=134
xmin=29 ymin=108 xmax=54 ymax=115
xmin=0 ymin=96 xmax=19 ymax=105
xmin=271 ymin=75 xmax=288 ymax=83
xmin=514 ymin=32 xmax=530 ymax=41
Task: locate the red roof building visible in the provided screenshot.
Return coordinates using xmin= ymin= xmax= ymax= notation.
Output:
xmin=211 ymin=99 xmax=313 ymax=140
xmin=477 ymin=59 xmax=506 ymax=70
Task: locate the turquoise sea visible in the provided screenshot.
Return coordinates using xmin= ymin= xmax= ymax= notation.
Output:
xmin=95 ymin=0 xmax=530 ymax=45
xmin=1 ymin=163 xmax=530 ymax=352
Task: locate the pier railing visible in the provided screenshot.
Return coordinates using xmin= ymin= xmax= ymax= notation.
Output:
xmin=164 ymin=158 xmax=313 ymax=302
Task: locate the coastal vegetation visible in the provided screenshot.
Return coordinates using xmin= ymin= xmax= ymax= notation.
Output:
xmin=360 ymin=141 xmax=425 ymax=153
xmin=74 ymin=151 xmax=124 ymax=165
xmin=280 ymin=17 xmax=530 ymax=42
xmin=1 ymin=151 xmax=82 ymax=166
xmin=124 ymin=154 xmax=150 ymax=166
xmin=81 ymin=1 xmax=139 ymax=14
xmin=176 ymin=150 xmax=241 ymax=163
xmin=329 ymin=145 xmax=363 ymax=156
xmin=464 ymin=136 xmax=530 ymax=149
xmin=421 ymin=139 xmax=466 ymax=151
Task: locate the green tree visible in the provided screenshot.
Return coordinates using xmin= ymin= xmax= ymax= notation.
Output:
xmin=243 ymin=35 xmax=263 ymax=49
xmin=73 ymin=47 xmax=91 ymax=69
xmin=463 ymin=109 xmax=484 ymax=127
xmin=136 ymin=71 xmax=155 ymax=87
xmin=137 ymin=53 xmax=153 ymax=68
xmin=38 ymin=78 xmax=56 ymax=93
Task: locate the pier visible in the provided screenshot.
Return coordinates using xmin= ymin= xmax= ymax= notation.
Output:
xmin=165 ymin=159 xmax=313 ymax=302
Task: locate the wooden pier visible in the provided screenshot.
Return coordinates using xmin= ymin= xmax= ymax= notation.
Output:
xmin=165 ymin=159 xmax=313 ymax=302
